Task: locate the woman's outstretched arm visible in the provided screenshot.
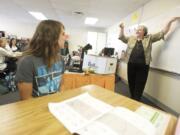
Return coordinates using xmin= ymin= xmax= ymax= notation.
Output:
xmin=163 ymin=17 xmax=180 ymax=36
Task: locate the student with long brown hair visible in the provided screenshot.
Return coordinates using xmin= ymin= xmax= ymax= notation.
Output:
xmin=15 ymin=20 xmax=66 ymax=100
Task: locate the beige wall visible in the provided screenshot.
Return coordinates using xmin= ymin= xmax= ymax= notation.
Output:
xmin=0 ymin=15 xmax=105 ymax=54
xmin=113 ymin=0 xmax=180 ymax=114
xmin=0 ymin=15 xmax=36 ymax=38
xmin=0 ymin=15 xmax=105 ymax=53
xmin=145 ymin=70 xmax=180 ymax=113
xmin=66 ymin=28 xmax=88 ymax=53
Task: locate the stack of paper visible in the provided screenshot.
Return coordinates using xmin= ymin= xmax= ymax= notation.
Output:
xmin=48 ymin=93 xmax=160 ymax=135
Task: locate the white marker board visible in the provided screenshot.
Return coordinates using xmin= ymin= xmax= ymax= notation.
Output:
xmin=143 ymin=7 xmax=180 ymax=74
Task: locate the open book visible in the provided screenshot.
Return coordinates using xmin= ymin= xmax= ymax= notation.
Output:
xmin=48 ymin=93 xmax=169 ymax=135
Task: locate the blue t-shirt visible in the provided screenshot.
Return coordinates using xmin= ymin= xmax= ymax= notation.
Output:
xmin=15 ymin=55 xmax=64 ymax=97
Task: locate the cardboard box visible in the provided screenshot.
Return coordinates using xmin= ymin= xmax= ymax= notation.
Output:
xmin=82 ymin=55 xmax=117 ymax=74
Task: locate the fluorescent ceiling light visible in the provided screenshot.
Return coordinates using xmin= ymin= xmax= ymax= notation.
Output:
xmin=85 ymin=17 xmax=98 ymax=25
xmin=29 ymin=11 xmax=47 ymax=20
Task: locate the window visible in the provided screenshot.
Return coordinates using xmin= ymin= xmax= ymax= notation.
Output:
xmin=87 ymin=32 xmax=106 ymax=55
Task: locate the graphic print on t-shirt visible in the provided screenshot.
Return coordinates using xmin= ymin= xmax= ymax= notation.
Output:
xmin=35 ymin=62 xmax=63 ymax=96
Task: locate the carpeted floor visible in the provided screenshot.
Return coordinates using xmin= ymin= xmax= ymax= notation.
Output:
xmin=114 ymin=79 xmax=161 ymax=109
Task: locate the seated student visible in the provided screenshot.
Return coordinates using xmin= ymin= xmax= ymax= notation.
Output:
xmin=60 ymin=40 xmax=70 ymax=67
xmin=5 ymin=38 xmax=19 ymax=72
xmin=0 ymin=37 xmax=22 ymax=75
xmin=5 ymin=38 xmax=18 ymax=52
xmin=15 ymin=20 xmax=66 ymax=100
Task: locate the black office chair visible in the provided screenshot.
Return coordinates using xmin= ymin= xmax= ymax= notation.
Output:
xmin=0 ymin=68 xmax=17 ymax=92
xmin=0 ymin=70 xmax=9 ymax=94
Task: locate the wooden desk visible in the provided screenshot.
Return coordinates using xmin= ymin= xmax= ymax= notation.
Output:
xmin=61 ymin=72 xmax=115 ymax=91
xmin=0 ymin=85 xmax=177 ymax=135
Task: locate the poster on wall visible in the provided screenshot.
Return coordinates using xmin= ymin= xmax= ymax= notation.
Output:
xmin=131 ymin=11 xmax=141 ymax=24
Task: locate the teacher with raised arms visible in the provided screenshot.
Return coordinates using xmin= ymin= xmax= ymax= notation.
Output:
xmin=118 ymin=17 xmax=180 ymax=101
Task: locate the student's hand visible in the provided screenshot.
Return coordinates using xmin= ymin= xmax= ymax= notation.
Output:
xmin=119 ymin=23 xmax=124 ymax=29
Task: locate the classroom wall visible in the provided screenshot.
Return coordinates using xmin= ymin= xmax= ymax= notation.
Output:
xmin=0 ymin=15 xmax=36 ymax=38
xmin=0 ymin=15 xmax=105 ymax=53
xmin=66 ymin=28 xmax=88 ymax=53
xmin=108 ymin=0 xmax=180 ymax=114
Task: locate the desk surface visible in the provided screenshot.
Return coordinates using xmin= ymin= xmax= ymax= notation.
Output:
xmin=0 ymin=85 xmax=177 ymax=135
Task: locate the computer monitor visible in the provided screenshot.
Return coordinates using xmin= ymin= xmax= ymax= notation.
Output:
xmin=104 ymin=47 xmax=114 ymax=56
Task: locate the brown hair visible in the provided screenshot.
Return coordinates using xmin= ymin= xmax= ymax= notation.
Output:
xmin=9 ymin=38 xmax=17 ymax=48
xmin=25 ymin=20 xmax=64 ymax=68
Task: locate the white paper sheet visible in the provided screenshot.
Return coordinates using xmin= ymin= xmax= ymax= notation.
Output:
xmin=48 ymin=93 xmax=159 ymax=135
xmin=77 ymin=107 xmax=156 ymax=135
xmin=48 ymin=93 xmax=113 ymax=133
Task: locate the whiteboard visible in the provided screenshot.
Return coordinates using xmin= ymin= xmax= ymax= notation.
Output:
xmin=142 ymin=7 xmax=180 ymax=74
